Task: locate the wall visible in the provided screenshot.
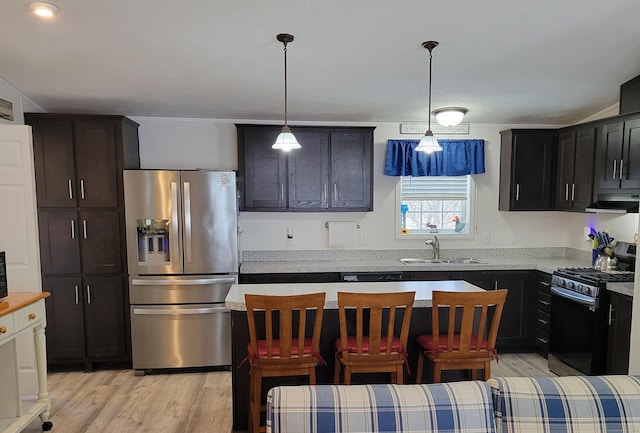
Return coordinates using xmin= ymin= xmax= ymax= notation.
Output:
xmin=129 ymin=116 xmax=639 ymax=255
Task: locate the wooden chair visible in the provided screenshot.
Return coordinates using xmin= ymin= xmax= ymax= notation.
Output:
xmin=415 ymin=289 xmax=508 ymax=383
xmin=334 ymin=291 xmax=415 ymax=385
xmin=245 ymin=292 xmax=326 ymax=433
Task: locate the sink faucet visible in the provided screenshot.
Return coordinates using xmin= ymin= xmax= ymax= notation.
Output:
xmin=425 ymin=236 xmax=440 ymax=260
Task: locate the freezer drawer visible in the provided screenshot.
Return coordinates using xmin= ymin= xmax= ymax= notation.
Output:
xmin=131 ymin=303 xmax=231 ymax=369
xmin=129 ymin=275 xmax=236 ymax=304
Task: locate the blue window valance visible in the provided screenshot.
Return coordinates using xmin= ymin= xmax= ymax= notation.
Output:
xmin=384 ymin=139 xmax=485 ymax=176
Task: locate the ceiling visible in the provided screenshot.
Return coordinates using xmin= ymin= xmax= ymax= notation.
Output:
xmin=2 ymin=0 xmax=640 ymax=125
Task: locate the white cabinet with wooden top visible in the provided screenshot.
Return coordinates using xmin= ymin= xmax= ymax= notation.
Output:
xmin=0 ymin=292 xmax=52 ymax=433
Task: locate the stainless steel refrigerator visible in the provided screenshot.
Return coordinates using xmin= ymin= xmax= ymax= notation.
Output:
xmin=123 ymin=170 xmax=238 ymax=373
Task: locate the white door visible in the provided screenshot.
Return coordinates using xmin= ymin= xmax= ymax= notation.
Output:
xmin=0 ymin=125 xmax=42 ymax=394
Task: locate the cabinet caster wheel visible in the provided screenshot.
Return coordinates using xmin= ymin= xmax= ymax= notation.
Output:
xmin=42 ymin=421 xmax=53 ymax=431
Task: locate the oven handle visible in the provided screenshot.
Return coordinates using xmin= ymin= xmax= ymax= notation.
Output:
xmin=550 ymin=286 xmax=597 ymax=310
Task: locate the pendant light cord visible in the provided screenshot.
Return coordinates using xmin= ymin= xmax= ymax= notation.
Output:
xmin=427 ymin=47 xmax=432 ymax=131
xmin=283 ymin=41 xmax=289 ymax=127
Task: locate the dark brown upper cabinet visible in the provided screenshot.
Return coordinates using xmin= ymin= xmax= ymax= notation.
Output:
xmin=499 ymin=129 xmax=556 ymax=211
xmin=237 ymin=125 xmax=374 ymax=212
xmin=555 ymin=126 xmax=596 ymax=211
xmin=594 ymin=115 xmax=640 ymax=194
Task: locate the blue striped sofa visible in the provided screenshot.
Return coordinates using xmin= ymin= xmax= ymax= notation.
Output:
xmin=266 ymin=375 xmax=640 ymax=433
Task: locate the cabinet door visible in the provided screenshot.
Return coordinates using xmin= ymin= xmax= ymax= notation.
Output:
xmin=621 ymin=117 xmax=640 ymax=190
xmin=79 ymin=211 xmax=122 ymax=274
xmin=606 ymin=292 xmax=632 ymax=374
xmin=499 ymin=130 xmax=555 ymax=211
xmin=43 ymin=277 xmax=86 ymax=361
xmin=30 ymin=119 xmax=77 ymax=208
xmin=595 ymin=120 xmax=624 ymax=192
xmin=38 ymin=211 xmax=81 ymax=274
xmin=74 ymin=121 xmax=119 ymax=207
xmin=83 ymin=276 xmax=127 ymax=359
xmin=288 ymin=130 xmax=329 ymax=209
xmin=330 ymin=130 xmax=373 ymax=210
xmin=493 ymin=271 xmax=530 ymax=349
xmin=239 ymin=126 xmax=287 ymax=210
xmin=572 ymin=127 xmax=596 ymax=210
xmin=555 ymin=129 xmax=576 ymax=210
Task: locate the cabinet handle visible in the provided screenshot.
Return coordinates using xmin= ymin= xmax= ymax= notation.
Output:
xmin=83 ymin=220 xmax=87 ymax=239
xmin=0 ymin=326 xmax=7 ymax=334
xmin=609 ymin=304 xmax=614 ymax=325
xmin=29 ymin=312 xmax=36 ymax=320
xmin=334 ymin=183 xmax=338 ymax=200
xmin=86 ymin=285 xmax=91 ymax=304
xmin=539 ymin=299 xmax=550 ymax=306
xmin=565 ymin=183 xmax=569 ymax=201
xmin=494 ymin=281 xmax=498 ymax=290
xmin=620 ymin=159 xmax=624 ymax=180
xmin=613 ymin=160 xmax=617 ymax=180
xmin=323 ymin=184 xmax=327 ymax=202
xmin=68 ymin=179 xmax=73 ymax=200
xmin=540 ymin=281 xmax=550 ymax=287
xmin=71 ymin=220 xmax=75 ymax=239
xmin=537 ymin=337 xmax=549 ymax=344
xmin=281 ymin=183 xmax=285 ymax=201
xmin=515 ymin=184 xmax=520 ymax=201
xmin=75 ymin=285 xmax=79 ymax=305
xmin=571 ymin=183 xmax=575 ymax=201
xmin=80 ymin=179 xmax=85 ymax=200
xmin=537 ymin=318 xmax=549 ymax=325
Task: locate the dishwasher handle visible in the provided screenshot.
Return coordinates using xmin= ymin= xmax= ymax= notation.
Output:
xmin=133 ymin=306 xmax=229 ymax=315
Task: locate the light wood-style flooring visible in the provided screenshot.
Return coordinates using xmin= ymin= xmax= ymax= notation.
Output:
xmin=22 ymin=353 xmax=554 ymax=433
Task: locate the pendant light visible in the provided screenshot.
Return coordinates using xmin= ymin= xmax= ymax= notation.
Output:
xmin=432 ymin=107 xmax=468 ymax=126
xmin=272 ymin=33 xmax=301 ymax=151
xmin=415 ymin=41 xmax=443 ymax=154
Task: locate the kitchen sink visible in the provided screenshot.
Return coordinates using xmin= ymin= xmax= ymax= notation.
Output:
xmin=399 ymin=258 xmax=487 ymax=265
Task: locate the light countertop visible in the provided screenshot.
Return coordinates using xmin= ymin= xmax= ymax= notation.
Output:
xmin=225 ymin=280 xmax=484 ymax=311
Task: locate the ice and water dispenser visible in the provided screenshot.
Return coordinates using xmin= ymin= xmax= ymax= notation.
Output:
xmin=136 ymin=219 xmax=170 ymax=264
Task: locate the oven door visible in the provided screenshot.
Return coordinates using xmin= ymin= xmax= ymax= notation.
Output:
xmin=549 ymin=286 xmax=607 ymax=375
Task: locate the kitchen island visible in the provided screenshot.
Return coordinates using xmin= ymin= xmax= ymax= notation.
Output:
xmin=226 ymin=280 xmax=484 ymax=432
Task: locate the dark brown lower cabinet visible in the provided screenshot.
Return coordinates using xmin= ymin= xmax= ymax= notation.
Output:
xmin=44 ymin=276 xmax=128 ymax=367
xmin=606 ymin=292 xmax=632 ymax=374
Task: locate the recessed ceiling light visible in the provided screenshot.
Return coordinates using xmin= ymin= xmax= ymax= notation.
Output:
xmin=29 ymin=2 xmax=59 ymax=17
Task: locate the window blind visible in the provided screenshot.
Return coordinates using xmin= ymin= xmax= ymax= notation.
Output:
xmin=401 ymin=176 xmax=468 ymax=200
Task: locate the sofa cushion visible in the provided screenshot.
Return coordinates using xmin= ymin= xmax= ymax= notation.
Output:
xmin=267 ymin=381 xmax=495 ymax=433
xmin=489 ymin=375 xmax=640 ymax=433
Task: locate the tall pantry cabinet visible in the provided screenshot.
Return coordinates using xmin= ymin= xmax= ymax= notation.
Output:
xmin=25 ymin=113 xmax=140 ymax=370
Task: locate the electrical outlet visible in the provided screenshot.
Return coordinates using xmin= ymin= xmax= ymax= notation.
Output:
xmin=482 ymin=232 xmax=491 ymax=244
xmin=359 ymin=233 xmax=367 ymax=246
xmin=511 ymin=232 xmax=519 ymax=244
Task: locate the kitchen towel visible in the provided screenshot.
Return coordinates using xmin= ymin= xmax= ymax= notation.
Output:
xmin=327 ymin=221 xmax=358 ymax=248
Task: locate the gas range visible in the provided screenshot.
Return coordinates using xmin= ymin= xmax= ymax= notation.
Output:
xmin=552 ymin=268 xmax=634 ymax=299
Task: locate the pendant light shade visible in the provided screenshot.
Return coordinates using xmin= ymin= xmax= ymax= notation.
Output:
xmin=272 ymin=33 xmax=301 ymax=151
xmin=415 ymin=41 xmax=442 ymax=154
xmin=432 ymin=107 xmax=468 ymax=126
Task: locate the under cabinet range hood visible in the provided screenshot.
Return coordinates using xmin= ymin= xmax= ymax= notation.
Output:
xmin=585 ymin=193 xmax=640 ymax=214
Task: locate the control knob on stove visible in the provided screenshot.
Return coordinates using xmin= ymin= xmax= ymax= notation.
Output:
xmin=565 ymin=281 xmax=574 ymax=290
xmin=555 ymin=278 xmax=565 ymax=287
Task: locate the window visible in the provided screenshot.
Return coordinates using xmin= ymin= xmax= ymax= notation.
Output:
xmin=396 ymin=175 xmax=474 ymax=237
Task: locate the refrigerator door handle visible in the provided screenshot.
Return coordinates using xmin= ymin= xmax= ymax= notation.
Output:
xmin=183 ymin=181 xmax=192 ymax=263
xmin=170 ymin=181 xmax=180 ymax=265
xmin=133 ymin=306 xmax=229 ymax=315
xmin=130 ymin=277 xmax=236 ymax=286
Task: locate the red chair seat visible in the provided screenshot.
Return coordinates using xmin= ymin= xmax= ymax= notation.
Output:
xmin=417 ymin=334 xmax=489 ymax=353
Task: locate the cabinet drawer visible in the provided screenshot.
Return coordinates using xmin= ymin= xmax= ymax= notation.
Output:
xmin=0 ymin=313 xmax=15 ymax=344
xmin=536 ymin=310 xmax=551 ymax=332
xmin=537 ymin=291 xmax=551 ymax=313
xmin=535 ymin=327 xmax=550 ymax=356
xmin=15 ymin=300 xmax=45 ymax=332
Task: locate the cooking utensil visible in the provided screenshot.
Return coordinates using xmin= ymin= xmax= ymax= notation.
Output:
xmin=594 ymin=255 xmax=618 ymax=271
